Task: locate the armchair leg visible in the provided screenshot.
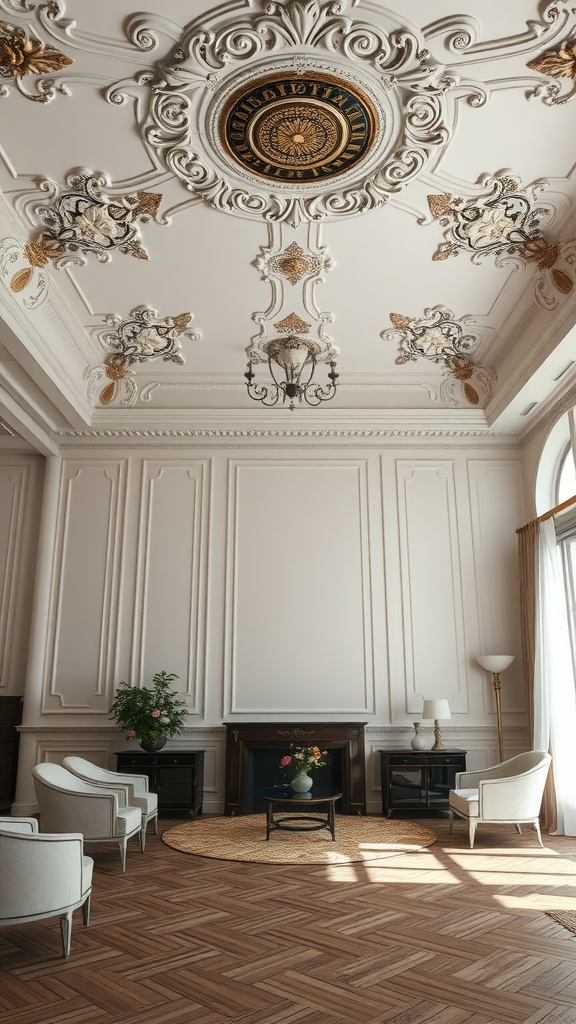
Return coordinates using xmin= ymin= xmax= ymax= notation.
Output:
xmin=514 ymin=823 xmax=522 ymax=834
xmin=119 ymin=839 xmax=127 ymax=872
xmin=139 ymin=827 xmax=145 ymax=853
xmin=59 ymin=911 xmax=73 ymax=958
xmin=153 ymin=813 xmax=158 ymax=835
xmin=82 ymin=894 xmax=91 ymax=926
xmin=534 ymin=820 xmax=544 ymax=847
xmin=468 ymin=820 xmax=477 ymax=849
xmin=449 ymin=808 xmax=454 ymax=833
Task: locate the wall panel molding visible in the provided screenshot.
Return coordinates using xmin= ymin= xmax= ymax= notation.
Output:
xmin=468 ymin=460 xmax=525 ymax=715
xmin=131 ymin=460 xmax=210 ymax=714
xmin=0 ymin=465 xmax=29 ymax=689
xmin=42 ymin=460 xmax=127 ymax=713
xmin=394 ymin=460 xmax=468 ymax=715
xmin=224 ymin=458 xmax=376 ymax=716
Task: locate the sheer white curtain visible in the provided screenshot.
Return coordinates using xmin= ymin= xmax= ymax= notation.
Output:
xmin=533 ymin=518 xmax=576 ymax=835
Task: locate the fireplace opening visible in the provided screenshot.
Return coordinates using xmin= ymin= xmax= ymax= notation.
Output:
xmin=246 ymin=747 xmax=344 ymax=814
xmin=225 ymin=722 xmax=366 ymax=815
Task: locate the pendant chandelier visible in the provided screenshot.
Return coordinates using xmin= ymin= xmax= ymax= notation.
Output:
xmin=244 ymin=335 xmax=338 ymax=411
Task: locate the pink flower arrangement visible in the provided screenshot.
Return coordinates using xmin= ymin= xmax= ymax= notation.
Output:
xmin=279 ymin=744 xmax=327 ymax=777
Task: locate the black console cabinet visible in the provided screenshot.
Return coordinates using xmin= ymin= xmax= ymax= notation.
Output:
xmin=380 ymin=748 xmax=466 ymax=817
xmin=116 ymin=750 xmax=205 ymax=817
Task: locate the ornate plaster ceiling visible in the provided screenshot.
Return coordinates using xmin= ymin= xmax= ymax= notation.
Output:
xmin=1 ymin=0 xmax=576 ymax=449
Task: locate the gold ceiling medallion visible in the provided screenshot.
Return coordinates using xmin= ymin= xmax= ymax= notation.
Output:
xmin=381 ymin=308 xmax=494 ymax=408
xmin=85 ymin=306 xmax=201 ymax=407
xmin=0 ymin=19 xmax=73 ymax=79
xmin=222 ymin=74 xmax=376 ymax=182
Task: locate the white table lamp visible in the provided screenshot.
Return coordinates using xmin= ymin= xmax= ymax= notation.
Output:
xmin=422 ymin=699 xmax=451 ymax=751
xmin=476 ymin=655 xmax=515 ymax=762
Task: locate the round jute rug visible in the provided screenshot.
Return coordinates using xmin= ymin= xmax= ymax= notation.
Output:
xmin=161 ymin=814 xmax=437 ymax=865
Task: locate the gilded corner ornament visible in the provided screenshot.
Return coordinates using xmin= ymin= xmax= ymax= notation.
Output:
xmin=84 ymin=306 xmax=202 ymax=407
xmin=382 ymin=308 xmax=494 ymax=408
xmin=426 ymin=173 xmax=575 ymax=306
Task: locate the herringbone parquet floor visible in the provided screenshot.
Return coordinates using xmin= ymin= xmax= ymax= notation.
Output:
xmin=2 ymin=815 xmax=576 ymax=1024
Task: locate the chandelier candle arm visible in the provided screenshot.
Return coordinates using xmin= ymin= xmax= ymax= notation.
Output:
xmin=476 ymin=655 xmax=515 ymax=762
xmin=422 ymin=699 xmax=451 ymax=752
xmin=245 ymin=336 xmax=339 ymax=411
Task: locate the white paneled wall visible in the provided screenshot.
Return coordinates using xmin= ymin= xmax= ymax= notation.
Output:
xmin=42 ymin=460 xmax=127 ymax=713
xmin=224 ymin=459 xmax=375 ymax=715
xmin=1 ymin=445 xmax=529 ymax=814
xmin=0 ymin=456 xmax=44 ymax=693
xmin=131 ymin=460 xmax=210 ymax=713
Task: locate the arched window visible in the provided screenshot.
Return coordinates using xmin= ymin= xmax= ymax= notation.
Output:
xmin=557 ymin=440 xmax=576 ymax=505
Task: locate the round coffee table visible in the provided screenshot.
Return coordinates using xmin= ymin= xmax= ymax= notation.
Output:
xmin=262 ymin=786 xmax=343 ymax=841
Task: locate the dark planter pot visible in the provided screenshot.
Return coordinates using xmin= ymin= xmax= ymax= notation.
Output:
xmin=139 ymin=736 xmax=167 ymax=752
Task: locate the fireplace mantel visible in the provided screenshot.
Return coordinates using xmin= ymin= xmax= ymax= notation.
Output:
xmin=224 ymin=722 xmax=366 ymax=815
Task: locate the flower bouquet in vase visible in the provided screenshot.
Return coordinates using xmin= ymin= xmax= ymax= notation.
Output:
xmin=279 ymin=744 xmax=328 ymax=793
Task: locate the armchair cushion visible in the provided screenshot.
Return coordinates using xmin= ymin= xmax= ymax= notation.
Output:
xmin=448 ymin=789 xmax=479 ymax=818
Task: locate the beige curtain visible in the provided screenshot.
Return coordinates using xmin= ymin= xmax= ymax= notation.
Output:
xmin=517 ymin=519 xmax=557 ymax=832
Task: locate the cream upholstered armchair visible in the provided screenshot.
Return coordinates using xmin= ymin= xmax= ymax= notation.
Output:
xmin=449 ymin=750 xmax=552 ymax=848
xmin=63 ymin=756 xmax=158 ymax=850
xmin=32 ymin=763 xmax=143 ymax=871
xmin=0 ymin=816 xmax=93 ymax=957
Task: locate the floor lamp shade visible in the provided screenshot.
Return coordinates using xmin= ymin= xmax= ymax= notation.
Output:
xmin=475 ymin=655 xmax=515 ymax=674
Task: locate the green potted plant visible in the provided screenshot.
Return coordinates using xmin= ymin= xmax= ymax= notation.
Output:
xmin=109 ymin=670 xmax=187 ymax=751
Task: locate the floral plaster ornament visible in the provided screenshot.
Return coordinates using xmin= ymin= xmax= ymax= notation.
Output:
xmin=427 ymin=174 xmax=555 ymax=266
xmin=381 ymin=307 xmax=493 ymax=407
xmin=25 ymin=170 xmax=162 ymax=270
xmin=427 ymin=174 xmax=575 ymax=307
xmin=84 ymin=306 xmax=202 ymax=407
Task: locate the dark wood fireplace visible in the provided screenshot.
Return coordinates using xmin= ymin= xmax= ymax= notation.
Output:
xmin=224 ymin=722 xmax=366 ymax=815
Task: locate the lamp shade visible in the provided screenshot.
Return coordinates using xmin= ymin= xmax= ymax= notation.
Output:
xmin=476 ymin=655 xmax=515 ymax=673
xmin=422 ymin=699 xmax=451 ymax=721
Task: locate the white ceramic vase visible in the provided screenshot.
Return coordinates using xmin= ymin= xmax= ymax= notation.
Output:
xmin=410 ymin=722 xmax=427 ymax=750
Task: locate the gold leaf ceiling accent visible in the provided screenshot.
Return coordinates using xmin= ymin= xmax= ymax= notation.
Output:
xmin=0 ymin=20 xmax=73 ymax=77
xmin=274 ymin=312 xmax=311 ymax=334
xmin=527 ymin=41 xmax=576 ymax=80
xmin=427 ymin=195 xmax=453 ymax=220
xmin=389 ymin=313 xmax=413 ymax=331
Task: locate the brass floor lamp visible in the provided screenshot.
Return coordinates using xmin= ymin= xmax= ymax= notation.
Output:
xmin=476 ymin=655 xmax=515 ymax=762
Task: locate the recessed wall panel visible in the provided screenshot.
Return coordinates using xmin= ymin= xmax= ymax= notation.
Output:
xmin=468 ymin=460 xmax=525 ymax=713
xmin=44 ymin=462 xmax=126 ymax=711
xmin=396 ymin=461 xmax=465 ymax=711
xmin=132 ymin=461 xmax=210 ymax=712
xmin=225 ymin=460 xmax=374 ymax=714
xmin=0 ymin=467 xmax=27 ymax=688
